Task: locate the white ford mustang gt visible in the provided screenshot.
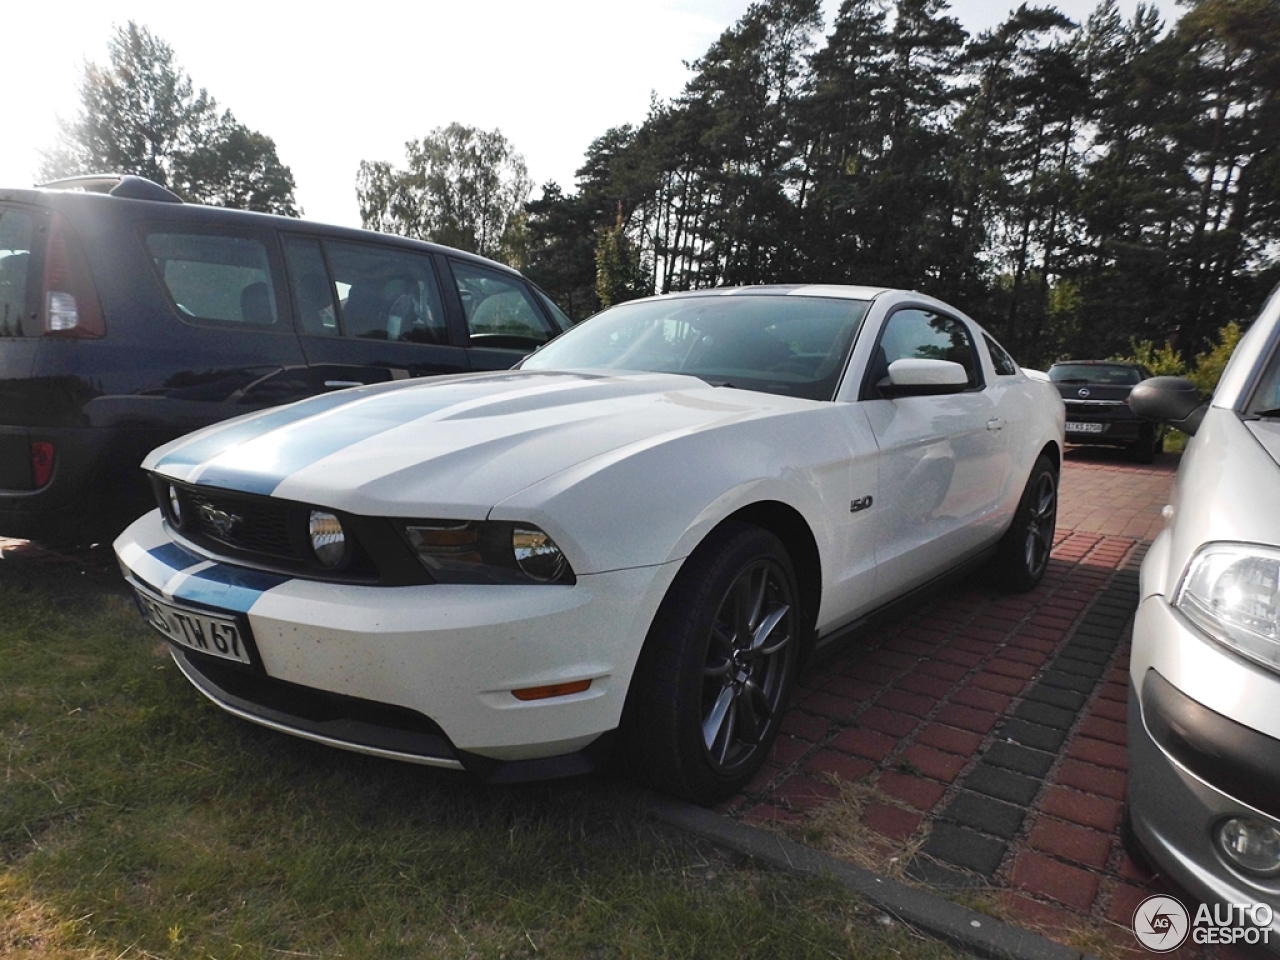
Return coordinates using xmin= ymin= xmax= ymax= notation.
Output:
xmin=115 ymin=285 xmax=1064 ymax=803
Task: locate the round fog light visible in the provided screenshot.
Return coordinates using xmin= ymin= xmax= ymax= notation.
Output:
xmin=308 ymin=511 xmax=347 ymax=569
xmin=1218 ymin=817 xmax=1280 ymax=876
xmin=168 ymin=484 xmax=184 ymax=528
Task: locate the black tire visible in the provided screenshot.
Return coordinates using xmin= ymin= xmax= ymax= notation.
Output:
xmin=1132 ymin=429 xmax=1162 ymax=464
xmin=619 ymin=522 xmax=803 ymax=805
xmin=992 ymin=455 xmax=1058 ymax=592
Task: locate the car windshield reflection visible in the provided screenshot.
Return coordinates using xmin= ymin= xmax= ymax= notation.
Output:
xmin=522 ymin=294 xmax=871 ymax=401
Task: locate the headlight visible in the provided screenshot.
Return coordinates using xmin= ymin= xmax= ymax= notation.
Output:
xmin=1176 ymin=544 xmax=1280 ymax=670
xmin=404 ymin=520 xmax=575 ymax=585
xmin=308 ymin=510 xmax=349 ymax=569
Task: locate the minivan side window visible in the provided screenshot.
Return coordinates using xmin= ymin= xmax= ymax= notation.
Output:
xmin=451 ymin=261 xmax=555 ymax=346
xmin=0 ymin=207 xmax=35 ymax=338
xmin=145 ymin=232 xmax=279 ymax=327
xmin=324 ymin=242 xmax=447 ymax=344
xmin=283 ymin=237 xmax=338 ymax=337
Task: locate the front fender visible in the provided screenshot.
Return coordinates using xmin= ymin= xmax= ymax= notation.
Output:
xmin=489 ymin=406 xmax=863 ymax=577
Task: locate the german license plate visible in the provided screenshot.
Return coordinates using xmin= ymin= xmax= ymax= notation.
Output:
xmin=132 ymin=583 xmax=253 ymax=666
xmin=1065 ymin=421 xmax=1105 ymax=434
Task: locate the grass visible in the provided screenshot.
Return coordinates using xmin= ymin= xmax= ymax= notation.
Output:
xmin=0 ymin=552 xmax=963 ymax=960
xmin=772 ymin=777 xmax=928 ymax=881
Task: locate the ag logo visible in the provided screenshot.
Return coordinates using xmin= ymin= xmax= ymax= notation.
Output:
xmin=1133 ymin=894 xmax=1190 ymax=952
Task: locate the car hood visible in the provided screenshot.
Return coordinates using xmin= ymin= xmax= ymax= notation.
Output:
xmin=145 ymin=370 xmax=812 ymax=516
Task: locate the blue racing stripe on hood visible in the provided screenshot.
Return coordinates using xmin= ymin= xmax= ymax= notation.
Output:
xmin=155 ymin=375 xmax=542 ymax=495
xmin=171 ymin=564 xmax=292 ymax=614
xmin=155 ymin=389 xmax=369 ymax=470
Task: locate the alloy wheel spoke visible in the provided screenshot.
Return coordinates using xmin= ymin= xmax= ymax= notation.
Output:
xmin=735 ymin=681 xmax=763 ymax=744
xmin=746 ymin=676 xmax=774 ymax=724
xmin=746 ymin=566 xmax=767 ymax=634
xmin=704 ymin=625 xmax=735 ymax=678
xmin=752 ymin=603 xmax=791 ymax=656
xmin=702 ymin=685 xmax=736 ymax=758
xmin=731 ymin=576 xmax=755 ymax=648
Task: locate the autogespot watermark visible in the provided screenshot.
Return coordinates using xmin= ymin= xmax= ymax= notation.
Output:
xmin=1132 ymin=894 xmax=1274 ymax=951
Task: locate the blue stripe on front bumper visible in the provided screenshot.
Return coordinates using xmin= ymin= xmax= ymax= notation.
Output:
xmin=171 ymin=565 xmax=292 ymax=614
xmin=148 ymin=541 xmax=204 ymax=571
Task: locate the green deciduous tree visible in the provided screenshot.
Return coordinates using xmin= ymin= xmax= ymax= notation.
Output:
xmin=41 ymin=21 xmax=298 ymax=215
xmin=356 ymin=124 xmax=531 ymax=266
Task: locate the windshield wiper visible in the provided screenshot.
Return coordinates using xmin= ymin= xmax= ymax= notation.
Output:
xmin=1254 ymin=408 xmax=1280 ymax=419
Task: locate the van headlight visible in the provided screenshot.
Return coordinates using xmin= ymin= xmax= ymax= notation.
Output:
xmin=404 ymin=520 xmax=575 ymax=585
xmin=1176 ymin=544 xmax=1280 ymax=670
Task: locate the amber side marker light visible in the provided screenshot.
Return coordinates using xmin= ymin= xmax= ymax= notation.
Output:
xmin=512 ymin=679 xmax=593 ymax=701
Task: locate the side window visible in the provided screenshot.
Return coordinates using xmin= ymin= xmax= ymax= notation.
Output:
xmin=145 ymin=232 xmax=278 ymax=326
xmin=451 ymin=261 xmax=555 ymax=347
xmin=869 ymin=308 xmax=980 ymax=393
xmin=283 ymin=237 xmax=338 ymax=337
xmin=324 ymin=242 xmax=447 ymax=344
xmin=0 ymin=206 xmax=35 ymax=338
xmin=984 ymin=334 xmax=1019 ymax=377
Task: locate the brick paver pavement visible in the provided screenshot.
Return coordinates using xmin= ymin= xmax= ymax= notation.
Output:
xmin=3 ymin=447 xmax=1247 ymax=958
xmin=719 ymin=447 xmax=1241 ymax=959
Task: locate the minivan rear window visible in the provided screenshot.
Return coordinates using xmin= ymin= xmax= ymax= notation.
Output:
xmin=145 ymin=232 xmax=278 ymax=327
xmin=0 ymin=206 xmax=35 ymax=338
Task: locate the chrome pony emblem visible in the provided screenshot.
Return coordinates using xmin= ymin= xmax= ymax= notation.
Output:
xmin=199 ymin=504 xmax=242 ymax=538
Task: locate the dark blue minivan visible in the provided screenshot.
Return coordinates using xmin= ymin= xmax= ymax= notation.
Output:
xmin=0 ymin=175 xmax=570 ymax=544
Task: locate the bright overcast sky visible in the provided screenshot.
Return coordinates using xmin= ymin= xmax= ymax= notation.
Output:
xmin=6 ymin=0 xmax=1174 ymax=229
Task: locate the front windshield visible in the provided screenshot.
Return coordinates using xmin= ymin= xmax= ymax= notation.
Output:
xmin=522 ymin=294 xmax=871 ymax=401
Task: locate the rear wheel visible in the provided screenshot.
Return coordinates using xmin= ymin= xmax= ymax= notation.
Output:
xmin=992 ymin=455 xmax=1058 ymax=592
xmin=620 ymin=523 xmax=802 ymax=804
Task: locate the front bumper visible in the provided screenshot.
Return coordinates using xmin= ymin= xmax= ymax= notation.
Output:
xmin=1129 ymin=595 xmax=1280 ymax=937
xmin=115 ymin=510 xmax=680 ymax=775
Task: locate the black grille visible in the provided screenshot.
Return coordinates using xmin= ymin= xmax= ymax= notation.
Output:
xmin=183 ymin=487 xmax=299 ymax=560
xmin=150 ymin=475 xmax=423 ymax=585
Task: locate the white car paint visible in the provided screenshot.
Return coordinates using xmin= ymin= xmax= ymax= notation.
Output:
xmin=116 ymin=284 xmax=1064 ymax=790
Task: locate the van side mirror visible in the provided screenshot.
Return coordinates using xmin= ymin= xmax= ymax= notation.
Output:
xmin=1129 ymin=377 xmax=1207 ymax=436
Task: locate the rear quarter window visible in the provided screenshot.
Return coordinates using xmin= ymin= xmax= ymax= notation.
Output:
xmin=0 ymin=206 xmax=37 ymax=337
xmin=145 ymin=231 xmax=279 ymax=327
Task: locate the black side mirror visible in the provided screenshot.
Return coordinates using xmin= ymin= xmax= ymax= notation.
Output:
xmin=1129 ymin=377 xmax=1208 ymax=436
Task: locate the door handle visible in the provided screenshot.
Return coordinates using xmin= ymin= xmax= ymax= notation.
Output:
xmin=986 ymin=418 xmax=1004 ymax=431
xmin=324 ymin=380 xmax=363 ymax=390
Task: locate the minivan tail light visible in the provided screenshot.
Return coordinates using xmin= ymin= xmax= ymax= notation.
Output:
xmin=43 ymin=213 xmax=105 ymax=338
xmin=31 ymin=442 xmax=55 ymax=487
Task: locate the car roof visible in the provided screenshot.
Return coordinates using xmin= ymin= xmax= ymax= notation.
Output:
xmin=633 ymin=283 xmax=893 ymax=303
xmin=0 ymin=177 xmax=525 ymax=279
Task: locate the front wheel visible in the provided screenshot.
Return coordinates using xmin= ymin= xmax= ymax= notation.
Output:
xmin=991 ymin=455 xmax=1058 ymax=592
xmin=620 ymin=523 xmax=803 ymax=805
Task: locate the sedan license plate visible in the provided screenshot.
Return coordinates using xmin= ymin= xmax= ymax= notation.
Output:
xmin=133 ymin=585 xmax=253 ymax=666
xmin=1065 ymin=421 xmax=1105 ymax=434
